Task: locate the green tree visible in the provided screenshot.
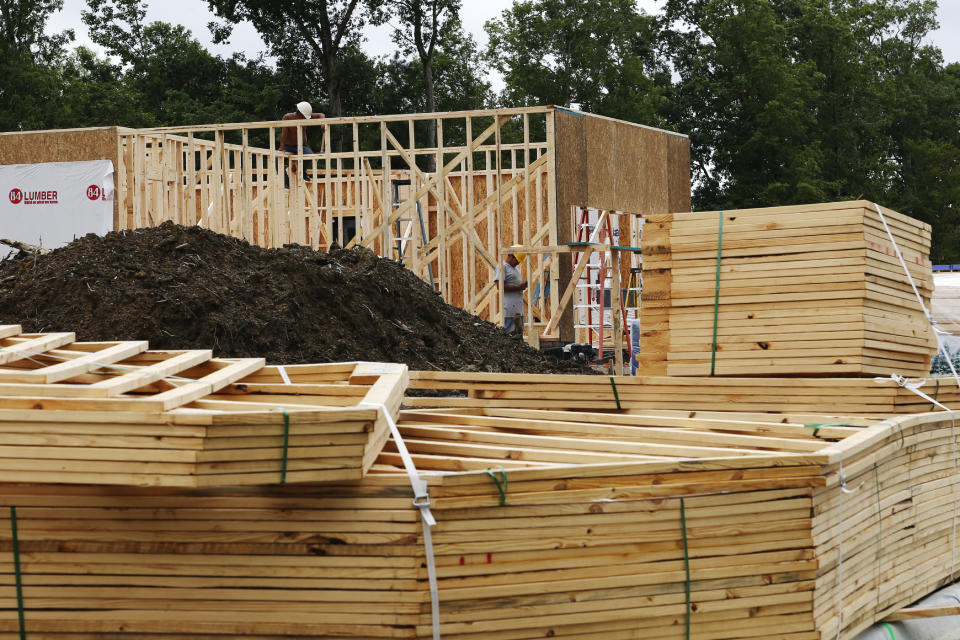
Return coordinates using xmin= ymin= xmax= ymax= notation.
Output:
xmin=484 ymin=0 xmax=667 ymax=126
xmin=0 ymin=0 xmax=73 ymax=131
xmin=383 ymin=0 xmax=460 ymax=166
xmin=663 ymin=0 xmax=949 ymax=215
xmin=83 ymin=0 xmax=285 ymax=127
xmin=206 ymin=0 xmax=383 ymax=119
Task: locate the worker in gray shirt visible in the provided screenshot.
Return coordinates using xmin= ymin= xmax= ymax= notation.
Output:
xmin=495 ymin=249 xmax=528 ymax=335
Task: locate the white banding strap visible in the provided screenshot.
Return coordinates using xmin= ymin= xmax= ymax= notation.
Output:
xmin=835 ymin=459 xmax=864 ymax=640
xmin=359 ymin=402 xmax=441 ymax=640
xmin=870 ymin=202 xmax=960 ymax=390
xmin=877 ymin=374 xmax=951 ymax=411
xmin=277 ymin=365 xmax=292 ymax=385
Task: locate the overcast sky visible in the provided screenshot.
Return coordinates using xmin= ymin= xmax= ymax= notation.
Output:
xmin=48 ymin=0 xmax=960 ymax=90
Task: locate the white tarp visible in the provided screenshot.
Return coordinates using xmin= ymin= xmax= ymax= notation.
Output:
xmin=0 ymin=160 xmax=114 ymax=259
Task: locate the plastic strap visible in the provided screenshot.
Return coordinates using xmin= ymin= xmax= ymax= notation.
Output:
xmin=10 ymin=507 xmax=25 ymax=640
xmin=485 ymin=467 xmax=508 ymax=506
xmin=883 ymin=622 xmax=897 ymax=639
xmin=359 ymin=402 xmax=440 ymax=640
xmin=882 ymin=374 xmax=950 ymax=411
xmin=710 ymin=211 xmax=724 ymax=376
xmin=608 ymin=376 xmax=622 ymax=410
xmin=803 ymin=422 xmax=856 ymax=439
xmin=280 ymin=409 xmax=291 ymax=484
xmin=932 ymin=378 xmax=941 ymax=412
xmin=277 ymin=365 xmax=292 ymax=385
xmin=680 ymin=497 xmax=691 ymax=640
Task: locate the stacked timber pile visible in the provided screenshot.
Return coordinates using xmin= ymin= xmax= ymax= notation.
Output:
xmin=812 ymin=412 xmax=960 ymax=638
xmin=407 ymin=370 xmax=960 ymax=415
xmin=1 ymin=340 xmax=960 ymax=639
xmin=0 ymin=325 xmax=407 ymax=485
xmin=640 ymin=201 xmax=936 ymax=376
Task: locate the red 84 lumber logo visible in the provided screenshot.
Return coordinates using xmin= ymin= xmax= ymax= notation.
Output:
xmin=86 ymin=185 xmax=101 ymax=200
xmin=8 ymin=189 xmax=22 ymax=204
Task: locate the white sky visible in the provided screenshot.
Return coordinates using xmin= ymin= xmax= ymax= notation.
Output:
xmin=48 ymin=0 xmax=960 ymax=89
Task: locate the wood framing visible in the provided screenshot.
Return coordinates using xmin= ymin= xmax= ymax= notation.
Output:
xmin=94 ymin=107 xmax=688 ymax=340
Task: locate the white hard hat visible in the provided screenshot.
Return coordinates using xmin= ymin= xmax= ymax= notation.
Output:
xmin=296 ymin=101 xmax=313 ymax=119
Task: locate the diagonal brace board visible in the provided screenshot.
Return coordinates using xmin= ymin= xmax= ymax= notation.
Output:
xmin=345 ymin=115 xmax=511 ymax=250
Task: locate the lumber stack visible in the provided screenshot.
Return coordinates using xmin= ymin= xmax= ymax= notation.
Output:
xmin=811 ymin=413 xmax=960 ymax=638
xmin=0 ymin=406 xmax=856 ymax=639
xmin=0 ymin=405 xmax=956 ymax=639
xmin=640 ymin=201 xmax=936 ymax=377
xmin=0 ymin=325 xmax=407 ymax=486
xmin=407 ymin=370 xmax=960 ymax=416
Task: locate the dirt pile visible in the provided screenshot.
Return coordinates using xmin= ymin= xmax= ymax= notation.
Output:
xmin=0 ymin=223 xmax=589 ymax=373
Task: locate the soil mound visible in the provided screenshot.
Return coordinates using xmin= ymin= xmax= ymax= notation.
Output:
xmin=0 ymin=223 xmax=588 ymax=373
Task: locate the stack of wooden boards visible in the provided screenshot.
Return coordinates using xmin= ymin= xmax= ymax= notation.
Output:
xmin=0 ymin=325 xmax=407 ymax=486
xmin=4 ymin=326 xmax=960 ymax=639
xmin=1 ymin=398 xmax=958 ymax=639
xmin=640 ymin=201 xmax=936 ymax=376
xmin=407 ymin=370 xmax=960 ymax=416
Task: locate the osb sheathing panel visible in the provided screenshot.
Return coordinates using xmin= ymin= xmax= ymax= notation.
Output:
xmin=0 ymin=127 xmax=121 ymax=228
xmin=667 ymin=134 xmax=692 ymax=213
xmin=554 ymin=110 xmax=587 ymax=245
xmin=554 ymin=111 xmax=689 ymax=218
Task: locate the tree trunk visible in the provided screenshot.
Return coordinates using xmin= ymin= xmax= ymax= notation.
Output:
xmin=326 ymin=53 xmax=343 ymax=152
xmin=424 ymin=59 xmax=436 ymax=172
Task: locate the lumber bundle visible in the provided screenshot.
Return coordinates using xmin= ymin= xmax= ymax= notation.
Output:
xmin=640 ymin=201 xmax=936 ymax=377
xmin=0 ymin=407 xmax=857 ymax=639
xmin=811 ymin=413 xmax=960 ymax=638
xmin=0 ymin=405 xmax=956 ymax=639
xmin=407 ymin=370 xmax=960 ymax=416
xmin=0 ymin=325 xmax=407 ymax=486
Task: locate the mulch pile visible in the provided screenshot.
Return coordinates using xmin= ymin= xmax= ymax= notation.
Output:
xmin=0 ymin=222 xmax=589 ymax=373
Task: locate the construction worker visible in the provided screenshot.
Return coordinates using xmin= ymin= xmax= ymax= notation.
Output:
xmin=281 ymin=101 xmax=325 ymax=186
xmin=281 ymin=101 xmax=325 ymax=154
xmin=495 ymin=248 xmax=528 ymax=335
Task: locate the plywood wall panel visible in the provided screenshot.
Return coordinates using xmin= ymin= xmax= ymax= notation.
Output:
xmin=667 ymin=134 xmax=692 ymax=214
xmin=636 ymin=126 xmax=669 ymax=214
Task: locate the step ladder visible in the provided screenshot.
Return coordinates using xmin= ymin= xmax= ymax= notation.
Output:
xmin=571 ymin=207 xmax=635 ymax=365
xmin=391 ymin=179 xmax=434 ymax=290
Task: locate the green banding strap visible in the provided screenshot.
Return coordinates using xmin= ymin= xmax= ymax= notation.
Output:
xmin=10 ymin=507 xmax=25 ymax=640
xmin=485 ymin=467 xmax=508 ymax=506
xmin=680 ymin=497 xmax=691 ymax=640
xmin=932 ymin=378 xmax=941 ymax=412
xmin=280 ymin=409 xmax=291 ymax=484
xmin=883 ymin=622 xmax=896 ymax=639
xmin=609 ymin=376 xmax=622 ymax=410
xmin=710 ymin=211 xmax=724 ymax=376
xmin=803 ymin=422 xmax=856 ymax=439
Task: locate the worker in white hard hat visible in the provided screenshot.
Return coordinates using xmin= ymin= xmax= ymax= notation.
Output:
xmin=494 ymin=247 xmax=528 ymax=335
xmin=281 ymin=101 xmax=326 ymax=185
